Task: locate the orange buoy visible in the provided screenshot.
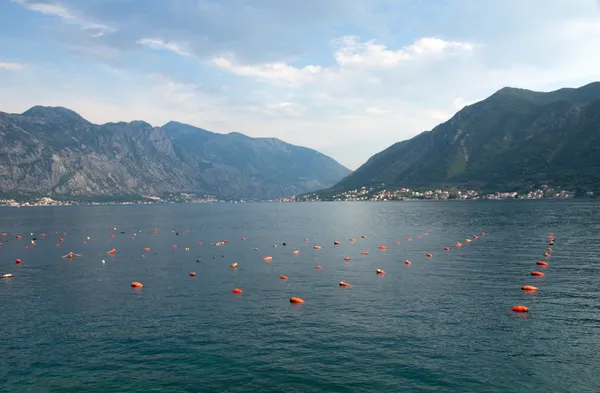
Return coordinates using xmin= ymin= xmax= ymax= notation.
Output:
xmin=189 ymin=272 xmax=196 ymax=277
xmin=143 ymin=247 xmax=151 ymax=251
xmin=444 ymin=247 xmax=450 ymax=251
xmin=394 ymin=241 xmax=401 ymax=245
xmin=230 ymin=262 xmax=238 ymax=268
xmin=406 ymin=238 xmax=412 ymax=241
xmin=344 ymin=257 xmax=351 ymax=261
xmin=290 ymin=297 xmax=304 ymax=304
xmin=280 ymin=275 xmax=288 ymax=280
xmin=376 ymin=269 xmax=385 ymax=275
xmin=456 ymin=242 xmax=462 ymax=247
xmin=59 ymin=237 xmax=63 ymax=242
xmin=108 ymin=248 xmax=116 ymax=254
xmin=405 ymin=260 xmax=411 ymax=265
xmin=543 ymin=253 xmax=551 ymax=258
xmin=349 ymin=238 xmax=356 ymax=242
xmin=378 ymin=245 xmax=388 ymax=250
xmin=334 ymin=241 xmax=341 ymax=245
xmin=536 ymin=261 xmax=549 ymax=266
xmin=131 ymin=282 xmax=143 ymax=288
xmin=232 ymin=288 xmax=242 ymax=294
xmin=293 ymin=250 xmax=300 ymax=255
xmin=510 ymin=305 xmax=528 ymax=313
xmin=315 ymin=265 xmax=322 ymax=269
xmin=16 ymin=235 xmax=22 ymax=239
xmin=426 ymin=253 xmax=432 ymax=258
xmin=339 ymin=281 xmax=351 ymax=287
xmin=241 ymin=237 xmax=246 ymax=241
xmin=473 ymin=235 xmax=479 ymax=239
xmin=424 ymin=232 xmax=429 ymax=235
xmin=521 ymin=285 xmax=538 ymax=291
xmin=15 ymin=258 xmax=22 ymax=264
xmin=361 ymin=235 xmax=367 ymax=239
xmin=313 ymin=245 xmax=322 ymax=250
xmin=546 ymin=247 xmax=552 ymax=251
xmin=531 ymin=271 xmax=544 ymax=276
xmin=465 ymin=239 xmax=472 ymax=243
xmin=362 ymin=252 xmax=369 ymax=255
xmin=263 ymin=256 xmax=273 ymax=261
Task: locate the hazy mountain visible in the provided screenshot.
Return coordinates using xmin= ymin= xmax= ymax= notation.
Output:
xmin=329 ymin=82 xmax=600 ymax=193
xmin=0 ymin=107 xmax=350 ymax=199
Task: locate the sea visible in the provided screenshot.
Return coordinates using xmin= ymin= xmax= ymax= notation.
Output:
xmin=0 ymin=200 xmax=599 ymax=392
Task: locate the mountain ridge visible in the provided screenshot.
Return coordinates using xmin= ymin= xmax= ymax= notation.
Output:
xmin=0 ymin=106 xmax=350 ymax=200
xmin=321 ymin=81 xmax=600 ymax=195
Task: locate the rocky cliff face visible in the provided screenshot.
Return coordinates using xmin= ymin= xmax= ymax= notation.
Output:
xmin=0 ymin=107 xmax=350 ymax=199
xmin=329 ymin=82 xmax=600 ymax=192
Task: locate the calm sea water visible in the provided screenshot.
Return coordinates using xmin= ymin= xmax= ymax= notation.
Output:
xmin=1 ymin=201 xmax=599 ymax=392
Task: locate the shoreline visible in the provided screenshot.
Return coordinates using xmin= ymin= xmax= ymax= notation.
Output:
xmin=0 ymin=196 xmax=587 ymax=208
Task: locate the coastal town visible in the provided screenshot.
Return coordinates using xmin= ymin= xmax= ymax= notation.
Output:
xmin=0 ymin=185 xmax=579 ymax=207
xmin=297 ymin=185 xmax=576 ymax=202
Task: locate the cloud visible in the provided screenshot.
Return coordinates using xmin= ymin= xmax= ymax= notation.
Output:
xmin=11 ymin=0 xmax=114 ymax=37
xmin=213 ymin=57 xmax=324 ymax=86
xmin=136 ymin=38 xmax=192 ymax=57
xmin=212 ymin=36 xmax=474 ymax=86
xmin=333 ymin=36 xmax=474 ymax=69
xmin=365 ymin=106 xmax=389 ymax=115
xmin=0 ymin=62 xmax=25 ymax=71
xmin=147 ymin=73 xmax=201 ymax=103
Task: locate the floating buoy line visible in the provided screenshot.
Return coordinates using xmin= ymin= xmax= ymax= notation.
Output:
xmin=0 ymin=227 xmax=521 ymax=312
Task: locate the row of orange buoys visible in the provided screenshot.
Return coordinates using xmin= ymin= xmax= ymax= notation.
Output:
xmin=511 ymin=233 xmax=555 ymax=313
xmin=2 ymin=227 xmax=493 ymax=309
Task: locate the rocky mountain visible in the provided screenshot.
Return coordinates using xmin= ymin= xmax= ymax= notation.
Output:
xmin=328 ymin=81 xmax=600 ymax=193
xmin=0 ymin=107 xmax=350 ymax=199
xmin=161 ymin=122 xmax=349 ymax=199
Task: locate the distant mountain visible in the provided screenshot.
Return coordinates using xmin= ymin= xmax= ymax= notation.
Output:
xmin=162 ymin=121 xmax=350 ymax=199
xmin=0 ymin=107 xmax=350 ymax=199
xmin=327 ymin=81 xmax=600 ymax=194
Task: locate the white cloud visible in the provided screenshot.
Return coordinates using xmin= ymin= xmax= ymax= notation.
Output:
xmin=25 ymin=2 xmax=71 ymax=19
xmin=136 ymin=39 xmax=192 ymax=57
xmin=213 ymin=36 xmax=474 ymax=87
xmin=0 ymin=62 xmax=25 ymax=71
xmin=147 ymin=73 xmax=201 ymax=104
xmin=333 ymin=36 xmax=474 ymax=69
xmin=365 ymin=106 xmax=389 ymax=115
xmin=11 ymin=0 xmax=114 ymax=37
xmin=213 ymin=57 xmax=324 ymax=85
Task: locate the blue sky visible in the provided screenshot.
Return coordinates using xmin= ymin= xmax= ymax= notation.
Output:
xmin=1 ymin=0 xmax=600 ymax=169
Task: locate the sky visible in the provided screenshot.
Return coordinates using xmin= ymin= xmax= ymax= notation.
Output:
xmin=1 ymin=0 xmax=600 ymax=169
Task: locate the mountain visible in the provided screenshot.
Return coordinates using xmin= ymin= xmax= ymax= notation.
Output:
xmin=329 ymin=81 xmax=600 ymax=194
xmin=0 ymin=106 xmax=350 ymax=199
xmin=162 ymin=121 xmax=350 ymax=199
